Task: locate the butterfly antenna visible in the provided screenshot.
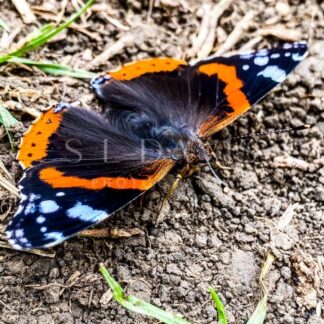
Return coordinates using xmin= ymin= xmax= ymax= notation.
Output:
xmin=197 ymin=140 xmax=226 ymax=186
xmin=219 ymin=124 xmax=310 ymax=143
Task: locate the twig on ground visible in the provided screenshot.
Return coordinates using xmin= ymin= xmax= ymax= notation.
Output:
xmin=26 ymin=272 xmax=81 ymax=291
xmin=0 ymin=25 xmax=23 ymax=51
xmin=10 ymin=0 xmax=37 ymax=24
xmin=89 ymin=33 xmax=136 ymax=68
xmin=190 ymin=0 xmax=233 ymax=59
xmin=57 ymin=0 xmax=68 ymax=23
xmin=0 ymin=299 xmax=17 ymax=313
xmin=80 ymin=227 xmax=144 ymax=238
xmin=273 ymin=155 xmax=310 ymax=171
xmin=147 ymin=0 xmax=155 ymax=19
xmin=214 ymin=11 xmax=255 ymax=56
xmin=91 ymin=4 xmax=129 ymax=31
xmin=234 ymin=36 xmax=262 ymax=54
xmin=258 ymin=26 xmax=302 ymax=42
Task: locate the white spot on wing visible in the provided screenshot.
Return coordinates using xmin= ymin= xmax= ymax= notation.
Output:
xmin=36 ymin=216 xmax=46 ymax=224
xmin=20 ymin=193 xmax=28 ymax=203
xmin=240 ymin=53 xmax=253 ymax=59
xmin=39 ymin=200 xmax=59 ymax=213
xmin=19 ymin=238 xmax=28 ymax=243
xmin=8 ymin=239 xmax=22 ymax=250
xmin=41 ymin=227 xmax=47 ymax=233
xmin=292 ymin=52 xmax=307 ymax=61
xmin=29 ymin=194 xmax=40 ymax=202
xmin=270 ymin=53 xmax=280 ymax=59
xmin=283 ymin=43 xmax=292 ymax=49
xmin=44 ymin=232 xmax=65 ymax=247
xmin=242 ymin=64 xmax=249 ymax=70
xmin=25 ymin=202 xmax=36 ymax=215
xmin=257 ymin=65 xmax=286 ymax=83
xmin=15 ymin=229 xmax=24 ymax=238
xmin=284 ymin=52 xmax=291 ymax=57
xmin=67 ymin=201 xmax=107 ymax=222
xmin=6 ymin=231 xmax=12 ymax=238
xmin=254 ymin=56 xmax=269 ymax=66
xmin=256 ymin=49 xmax=268 ymax=56
xmin=56 ymin=192 xmax=65 ymax=197
xmin=15 ymin=205 xmax=24 ymax=215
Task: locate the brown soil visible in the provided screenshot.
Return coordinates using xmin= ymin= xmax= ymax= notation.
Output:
xmin=0 ymin=0 xmax=323 ymax=323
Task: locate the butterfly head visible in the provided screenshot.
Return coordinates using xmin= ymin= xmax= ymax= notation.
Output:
xmin=151 ymin=124 xmax=206 ymax=165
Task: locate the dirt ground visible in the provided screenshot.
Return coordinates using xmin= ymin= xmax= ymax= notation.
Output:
xmin=0 ymin=0 xmax=323 ymax=323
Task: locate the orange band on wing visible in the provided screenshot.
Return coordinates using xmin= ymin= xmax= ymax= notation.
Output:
xmin=17 ymin=108 xmax=63 ymax=169
xmin=198 ymin=63 xmax=251 ymax=137
xmin=39 ymin=160 xmax=174 ymax=191
xmin=107 ymin=58 xmax=186 ymax=81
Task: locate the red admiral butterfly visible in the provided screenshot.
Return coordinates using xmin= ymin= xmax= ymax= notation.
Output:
xmin=6 ymin=42 xmax=308 ymax=249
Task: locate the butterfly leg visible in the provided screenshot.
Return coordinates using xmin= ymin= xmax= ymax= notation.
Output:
xmin=159 ymin=164 xmax=200 ymax=213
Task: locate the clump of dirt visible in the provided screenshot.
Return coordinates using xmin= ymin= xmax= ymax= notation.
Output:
xmin=0 ymin=0 xmax=323 ymax=323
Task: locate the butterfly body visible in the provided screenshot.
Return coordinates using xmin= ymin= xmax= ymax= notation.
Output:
xmin=6 ymin=42 xmax=308 ymax=249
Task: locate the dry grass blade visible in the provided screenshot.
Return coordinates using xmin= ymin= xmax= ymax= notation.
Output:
xmin=245 ymin=252 xmax=275 ymax=324
xmin=246 ymin=295 xmax=267 ymax=324
xmin=0 ymin=159 xmax=14 ymax=182
xmin=11 ymin=0 xmax=37 ymax=24
xmin=277 ymin=204 xmax=298 ymax=231
xmin=0 ymin=175 xmax=19 ymax=197
xmin=259 ymin=252 xmax=275 ymax=294
xmin=214 ymin=11 xmax=255 ymax=56
xmin=0 ymin=241 xmax=55 ymax=258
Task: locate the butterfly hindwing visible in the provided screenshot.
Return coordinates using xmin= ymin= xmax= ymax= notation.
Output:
xmin=6 ymin=167 xmax=142 ymax=249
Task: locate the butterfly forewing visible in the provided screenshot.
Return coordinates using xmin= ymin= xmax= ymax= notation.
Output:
xmin=7 ymin=106 xmax=174 ymax=249
xmin=194 ymin=42 xmax=308 ymax=137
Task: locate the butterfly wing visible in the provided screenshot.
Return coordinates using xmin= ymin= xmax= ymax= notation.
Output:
xmin=7 ymin=106 xmax=174 ymax=249
xmin=92 ymin=42 xmax=308 ymax=142
xmin=193 ymin=41 xmax=308 ymax=137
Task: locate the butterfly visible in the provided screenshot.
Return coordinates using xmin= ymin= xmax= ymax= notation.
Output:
xmin=6 ymin=41 xmax=308 ymax=249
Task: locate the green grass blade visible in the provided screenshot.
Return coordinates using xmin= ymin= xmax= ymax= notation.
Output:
xmin=0 ymin=105 xmax=18 ymax=127
xmin=0 ymin=105 xmax=19 ymax=150
xmin=0 ymin=0 xmax=95 ymax=64
xmin=0 ymin=17 xmax=9 ymax=31
xmin=99 ymin=263 xmax=190 ymax=324
xmin=8 ymin=57 xmax=96 ymax=79
xmin=209 ymin=287 xmax=227 ymax=324
xmin=246 ymin=295 xmax=267 ymax=324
